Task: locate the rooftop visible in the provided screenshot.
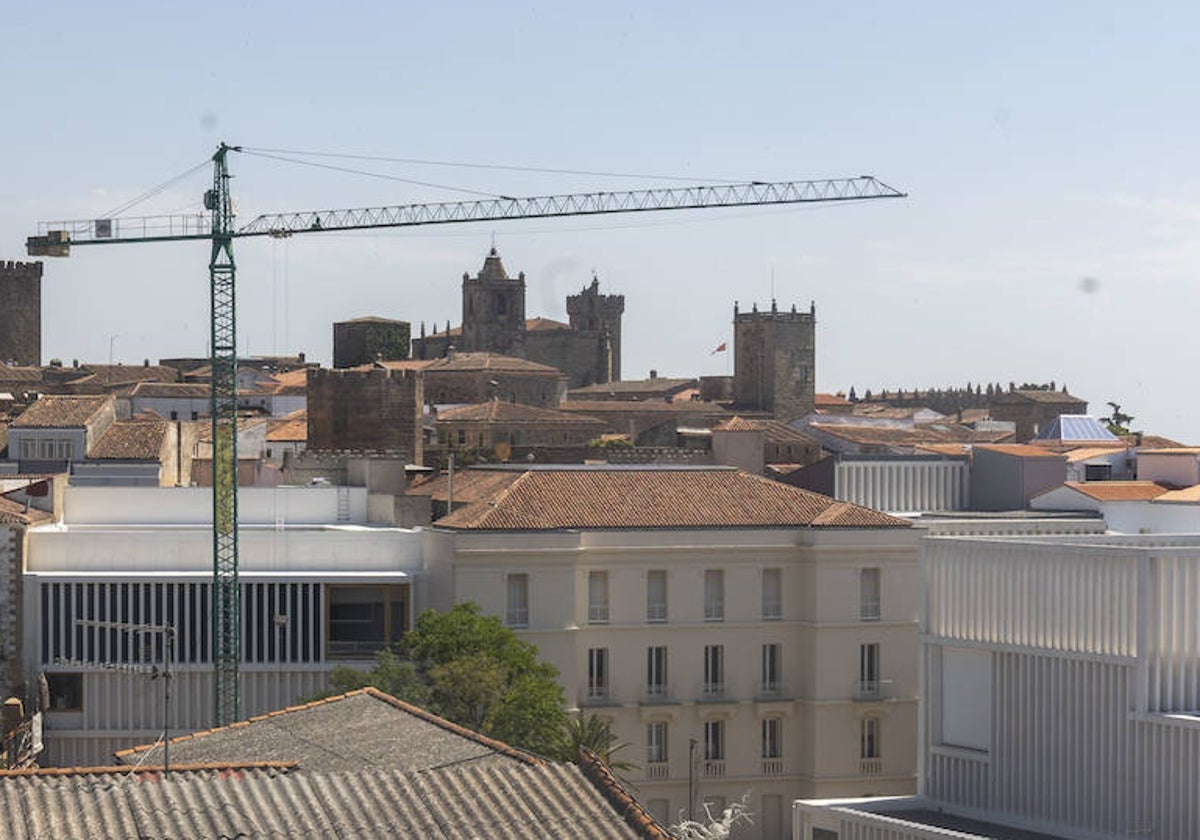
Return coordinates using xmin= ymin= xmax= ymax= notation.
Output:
xmin=88 ymin=420 xmax=169 ymax=460
xmin=436 ymin=466 xmax=910 ymax=530
xmin=1056 ymin=481 xmax=1170 ymax=502
xmin=10 ymin=395 xmax=112 ymax=428
xmin=438 ymin=400 xmax=604 ymax=425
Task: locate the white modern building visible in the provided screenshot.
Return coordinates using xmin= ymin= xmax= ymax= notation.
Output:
xmin=20 ymin=482 xmax=424 ymax=766
xmin=424 ymin=465 xmax=923 ymax=840
xmin=797 ymin=530 xmax=1200 ymax=840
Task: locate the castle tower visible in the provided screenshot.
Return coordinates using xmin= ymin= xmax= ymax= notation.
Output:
xmin=460 ymin=248 xmax=526 ymax=356
xmin=732 ymin=300 xmax=816 ymax=420
xmin=332 ymin=317 xmax=411 ymax=368
xmin=566 ymin=275 xmax=626 ymax=384
xmin=0 ymin=261 xmax=43 ymax=366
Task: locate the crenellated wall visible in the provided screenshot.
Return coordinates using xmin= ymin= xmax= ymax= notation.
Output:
xmin=0 ymin=261 xmax=43 ymax=367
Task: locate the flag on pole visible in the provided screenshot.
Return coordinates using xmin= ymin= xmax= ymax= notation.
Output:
xmin=711 ymin=342 xmax=727 ymax=354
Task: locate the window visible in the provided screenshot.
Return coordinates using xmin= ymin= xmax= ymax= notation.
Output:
xmin=647 ymin=646 xmax=668 ymax=697
xmin=861 ymin=717 xmax=880 ymax=758
xmin=704 ymin=569 xmax=724 ymax=621
xmin=496 ymin=293 xmax=508 ymax=315
xmin=506 ymin=574 xmax=529 ymax=627
xmin=326 ymin=585 xmax=408 ymax=658
xmin=762 ymin=717 xmax=783 ymax=759
xmin=860 ymin=568 xmax=881 ymax=621
xmin=762 ymin=568 xmax=782 ymax=620
xmin=1085 ymin=463 xmax=1113 ymax=481
xmin=588 ymin=571 xmax=609 ymax=624
xmin=169 ymin=410 xmax=178 ymax=420
xmin=704 ymin=719 xmax=725 ymax=760
xmin=588 ymin=647 xmax=609 ymax=700
xmin=46 ymin=673 xmax=83 ymax=711
xmin=703 ymin=644 xmax=724 ymax=697
xmin=457 ymin=429 xmax=467 ymax=445
xmin=20 ymin=438 xmax=73 ymax=461
xmin=761 ymin=643 xmax=781 ymax=695
xmin=646 ymin=570 xmax=667 ymax=622
xmin=647 ymin=721 xmax=668 ymax=764
xmin=860 ymin=643 xmax=880 ymax=683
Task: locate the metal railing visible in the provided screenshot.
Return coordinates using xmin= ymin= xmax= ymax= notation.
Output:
xmin=860 ymin=757 xmax=883 ymax=776
xmin=702 ymin=760 xmax=726 ymax=778
xmin=853 ymin=679 xmax=892 ymax=701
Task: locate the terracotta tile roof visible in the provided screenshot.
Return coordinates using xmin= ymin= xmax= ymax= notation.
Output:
xmin=915 ymin=444 xmax=971 ymax=456
xmin=62 ymin=364 xmax=180 ymax=387
xmin=1152 ymin=485 xmax=1200 ymax=503
xmin=407 ymin=468 xmax=523 ymax=504
xmin=1128 ymin=434 xmax=1186 ymax=449
xmin=88 ymin=420 xmax=169 ymax=460
xmin=130 ymin=381 xmax=211 ymax=399
xmin=267 ymin=414 xmax=308 ymax=442
xmin=0 ymin=761 xmax=299 ymax=778
xmin=809 ymin=423 xmax=1010 ymax=447
xmin=0 ymin=495 xmax=54 ymax=525
xmin=371 ymin=359 xmax=437 ymax=372
xmin=714 ymin=415 xmax=761 ymax=432
xmin=1138 ymin=447 xmax=1200 ymax=455
xmin=271 ymin=369 xmax=310 ymax=392
xmin=560 ymin=399 xmax=733 ymax=416
xmin=0 ymin=366 xmax=44 ymax=383
xmin=11 ymin=395 xmax=112 ymax=428
xmin=1063 ymin=446 xmax=1128 ymax=463
xmin=992 ymin=389 xmax=1086 ymax=405
xmin=526 ymin=316 xmax=570 ymax=331
xmin=436 ymin=467 xmax=910 ymax=530
xmin=341 ymin=316 xmax=406 ymax=324
xmin=569 ymin=377 xmax=697 ymax=398
xmin=1059 ymin=480 xmax=1170 ymax=501
xmin=425 ymin=353 xmax=566 ymax=376
xmin=975 ymin=444 xmax=1066 ymax=459
xmin=439 ymin=400 xmax=603 ymax=425
xmin=815 ymin=392 xmax=852 ymax=407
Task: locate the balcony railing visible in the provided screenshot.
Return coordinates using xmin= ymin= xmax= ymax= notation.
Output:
xmin=643 ymin=683 xmax=675 ymax=704
xmin=762 ymin=600 xmax=782 ymax=621
xmin=588 ymin=604 xmax=609 ymax=624
xmin=646 ymin=762 xmax=670 ymax=780
xmin=853 ymin=679 xmax=892 ymax=701
xmin=860 ymin=600 xmax=881 ymax=621
xmin=702 ymin=760 xmax=725 ymax=778
xmin=583 ymin=684 xmax=615 ymax=706
xmin=755 ymin=681 xmax=788 ymax=701
xmin=860 ymin=757 xmax=883 ymax=776
xmin=699 ymin=681 xmax=727 ymax=702
xmin=762 ymin=758 xmax=785 ymax=776
xmin=505 ymin=608 xmax=528 ymax=628
xmin=646 ymin=602 xmax=667 ymax=623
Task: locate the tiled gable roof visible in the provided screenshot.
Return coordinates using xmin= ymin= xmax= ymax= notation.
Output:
xmin=809 ymin=422 xmax=1010 ymax=447
xmin=714 ymin=415 xmax=761 ymax=432
xmin=992 ymin=389 xmax=1087 ymax=405
xmin=425 ymin=353 xmax=566 ymax=376
xmin=526 ymin=316 xmax=570 ymax=331
xmin=436 ymin=467 xmax=909 ymax=530
xmin=975 ymin=444 xmax=1066 ymax=459
xmin=115 ymin=687 xmax=540 ymax=771
xmin=0 ymin=366 xmax=44 ymax=384
xmin=130 ymin=381 xmax=211 ymax=399
xmin=267 ymin=415 xmax=307 ymax=442
xmin=439 ymin=400 xmax=602 ymax=425
xmin=11 ymin=395 xmax=112 ymax=428
xmin=407 ymin=469 xmax=523 ymax=504
xmin=1057 ymin=481 xmax=1170 ymax=502
xmin=88 ymin=420 xmax=169 ymax=460
xmin=63 ymin=364 xmax=180 ymax=387
xmin=1154 ymin=485 xmax=1200 ymax=503
xmin=569 ymin=377 xmax=697 ymax=397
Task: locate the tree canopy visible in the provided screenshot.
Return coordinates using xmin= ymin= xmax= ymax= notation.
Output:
xmin=321 ymin=602 xmax=568 ymax=758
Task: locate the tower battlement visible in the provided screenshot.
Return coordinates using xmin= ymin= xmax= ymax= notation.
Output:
xmin=0 ymin=259 xmax=42 ymax=366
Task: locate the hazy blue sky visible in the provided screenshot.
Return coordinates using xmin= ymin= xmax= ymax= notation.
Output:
xmin=3 ymin=2 xmax=1198 ymax=439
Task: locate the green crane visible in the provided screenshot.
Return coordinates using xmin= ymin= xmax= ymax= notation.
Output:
xmin=28 ymin=143 xmax=905 ymax=726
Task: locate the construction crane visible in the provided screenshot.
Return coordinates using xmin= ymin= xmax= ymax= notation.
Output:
xmin=28 ymin=143 xmax=906 ymax=726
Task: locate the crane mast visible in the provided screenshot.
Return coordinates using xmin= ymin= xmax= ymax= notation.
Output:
xmin=29 ymin=145 xmax=906 ymax=726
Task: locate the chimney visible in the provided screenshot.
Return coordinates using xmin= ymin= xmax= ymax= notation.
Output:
xmin=143 ymin=358 xmax=150 ymax=367
xmin=650 ymin=369 xmax=658 ymax=379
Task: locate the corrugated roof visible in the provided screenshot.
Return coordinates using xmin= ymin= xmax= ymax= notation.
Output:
xmin=116 ymin=688 xmax=539 ymax=771
xmin=88 ymin=420 xmax=169 ymax=460
xmin=10 ymin=395 xmax=112 ymax=428
xmin=436 ymin=467 xmax=909 ymax=530
xmin=439 ymin=401 xmax=604 ymax=425
xmin=0 ymin=761 xmax=659 ymax=839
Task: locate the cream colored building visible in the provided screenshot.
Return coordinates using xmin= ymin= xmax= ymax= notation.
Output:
xmin=425 ymin=465 xmax=922 ymax=840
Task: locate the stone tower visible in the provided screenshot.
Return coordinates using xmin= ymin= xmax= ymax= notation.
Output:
xmin=0 ymin=261 xmax=42 ymax=366
xmin=461 ymin=248 xmax=526 ymax=356
xmin=733 ymin=300 xmax=816 ymax=420
xmin=566 ymin=276 xmax=625 ymax=384
xmin=332 ymin=317 xmax=411 ymax=368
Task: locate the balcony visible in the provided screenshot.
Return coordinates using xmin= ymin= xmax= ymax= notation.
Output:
xmin=582 ymin=684 xmax=617 ymax=707
xmin=646 ymin=603 xmax=667 ymax=623
xmin=702 ymin=760 xmax=725 ymax=778
xmin=587 ymin=604 xmax=609 ymax=624
xmin=762 ymin=600 xmax=782 ymax=621
xmin=860 ymin=600 xmax=881 ymax=621
xmin=860 ymin=757 xmax=883 ymax=776
xmin=761 ymin=758 xmax=785 ymax=776
xmin=698 ymin=681 xmax=728 ymax=703
xmin=646 ymin=762 xmax=670 ymax=781
xmin=642 ymin=683 xmax=676 ymax=705
xmin=755 ymin=681 xmax=790 ymax=701
xmin=853 ymin=679 xmax=892 ymax=702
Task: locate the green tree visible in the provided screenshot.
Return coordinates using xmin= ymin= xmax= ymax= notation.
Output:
xmin=322 ymin=650 xmax=432 ymax=707
xmin=1102 ymin=401 xmax=1135 ymax=436
xmin=559 ymin=712 xmax=635 ymax=773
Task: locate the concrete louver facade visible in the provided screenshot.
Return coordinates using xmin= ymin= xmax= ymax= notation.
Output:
xmin=21 ymin=485 xmax=424 ymax=767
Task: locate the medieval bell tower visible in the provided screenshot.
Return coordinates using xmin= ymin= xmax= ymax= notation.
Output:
xmin=460 ymin=248 xmax=527 ymax=356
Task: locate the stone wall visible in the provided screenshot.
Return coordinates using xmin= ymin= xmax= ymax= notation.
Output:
xmin=333 ymin=319 xmax=410 ymax=368
xmin=733 ymin=302 xmax=816 ymax=421
xmin=306 ymin=368 xmax=423 ymax=462
xmin=424 ymin=369 xmax=564 ymax=408
xmin=0 ymin=261 xmax=42 ymax=367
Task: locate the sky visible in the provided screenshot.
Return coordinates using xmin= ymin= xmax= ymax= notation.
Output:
xmin=2 ymin=2 xmax=1199 ymax=440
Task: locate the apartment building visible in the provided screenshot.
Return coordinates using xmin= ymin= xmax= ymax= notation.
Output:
xmin=425 ymin=465 xmax=921 ymax=840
